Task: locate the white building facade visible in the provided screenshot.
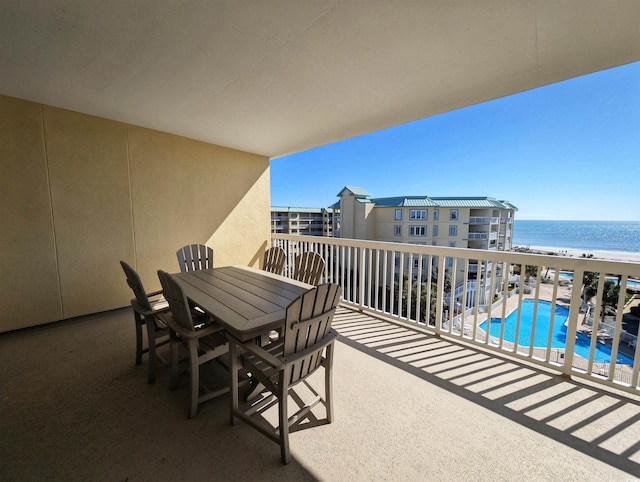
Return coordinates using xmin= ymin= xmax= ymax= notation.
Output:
xmin=271 ymin=206 xmax=340 ymax=237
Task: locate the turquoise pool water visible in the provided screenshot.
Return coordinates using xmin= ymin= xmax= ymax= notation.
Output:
xmin=480 ymin=300 xmax=634 ymax=366
xmin=559 ymin=271 xmax=640 ymax=290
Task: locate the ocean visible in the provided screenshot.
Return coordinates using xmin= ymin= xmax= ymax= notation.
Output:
xmin=512 ymin=220 xmax=640 ymax=254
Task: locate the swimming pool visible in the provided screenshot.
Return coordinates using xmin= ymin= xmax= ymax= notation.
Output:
xmin=559 ymin=271 xmax=640 ymax=290
xmin=480 ymin=300 xmax=634 ymax=366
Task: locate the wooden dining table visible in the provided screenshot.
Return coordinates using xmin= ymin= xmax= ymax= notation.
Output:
xmin=173 ymin=265 xmax=314 ymax=422
xmin=171 ymin=265 xmax=312 ymax=342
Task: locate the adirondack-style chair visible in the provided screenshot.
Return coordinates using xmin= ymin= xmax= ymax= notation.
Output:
xmin=292 ymin=251 xmax=325 ymax=285
xmin=120 ymin=261 xmax=171 ymax=383
xmin=176 ymin=244 xmax=214 ymax=272
xmin=262 ymin=246 xmax=286 ymax=275
xmin=157 ymin=270 xmax=229 ymax=418
xmin=229 ymin=283 xmax=341 ymax=464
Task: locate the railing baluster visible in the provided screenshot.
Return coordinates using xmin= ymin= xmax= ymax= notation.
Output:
xmin=271 ymin=234 xmax=640 ymax=396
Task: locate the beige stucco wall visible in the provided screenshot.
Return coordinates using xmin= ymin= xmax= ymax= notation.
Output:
xmin=0 ymin=94 xmax=271 ymax=332
xmin=373 ymin=207 xmax=401 ymax=242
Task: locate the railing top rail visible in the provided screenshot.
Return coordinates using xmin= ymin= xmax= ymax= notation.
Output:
xmin=272 ymin=234 xmax=640 ymax=277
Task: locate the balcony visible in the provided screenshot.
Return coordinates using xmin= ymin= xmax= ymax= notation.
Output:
xmin=273 ymin=234 xmax=640 ymax=394
xmin=3 ymin=4 xmax=640 ymax=477
xmin=469 ymin=217 xmax=501 ymax=226
xmin=2 ymin=287 xmax=639 ymax=479
xmin=468 ymin=232 xmax=489 ymax=240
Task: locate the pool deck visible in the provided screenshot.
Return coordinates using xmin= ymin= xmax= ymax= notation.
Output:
xmin=473 ymin=279 xmax=637 ymax=381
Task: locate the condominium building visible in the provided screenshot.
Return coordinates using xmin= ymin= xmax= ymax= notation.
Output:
xmin=271 ymin=205 xmax=340 ymax=237
xmin=338 ymin=186 xmax=516 ymax=249
xmin=338 ymin=186 xmax=517 ymax=289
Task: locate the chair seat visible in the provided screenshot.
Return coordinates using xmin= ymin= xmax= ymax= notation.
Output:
xmin=150 ymin=297 xmax=169 ymax=311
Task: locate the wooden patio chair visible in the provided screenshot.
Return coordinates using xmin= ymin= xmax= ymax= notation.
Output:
xmin=120 ymin=261 xmax=171 ymax=383
xmin=292 ymin=251 xmax=325 ymax=285
xmin=157 ymin=270 xmax=229 ymax=418
xmin=229 ymin=283 xmax=341 ymax=464
xmin=262 ymin=246 xmax=286 ymax=275
xmin=176 ymin=244 xmax=214 ymax=272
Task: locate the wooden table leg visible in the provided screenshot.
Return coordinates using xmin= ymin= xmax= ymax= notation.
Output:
xmin=229 ymin=340 xmax=238 ymax=426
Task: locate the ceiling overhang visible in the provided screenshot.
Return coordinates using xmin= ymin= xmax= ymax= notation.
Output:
xmin=1 ymin=1 xmax=639 ymax=158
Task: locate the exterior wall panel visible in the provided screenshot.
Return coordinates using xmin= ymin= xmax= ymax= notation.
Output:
xmin=0 ymin=94 xmax=270 ymax=332
xmin=44 ymin=107 xmax=134 ymax=318
xmin=0 ymin=96 xmax=63 ymax=330
xmin=128 ymin=126 xmax=270 ymax=290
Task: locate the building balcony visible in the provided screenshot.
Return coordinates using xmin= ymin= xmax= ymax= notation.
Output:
xmin=468 ymin=216 xmax=490 ymax=225
xmin=469 ymin=216 xmax=501 ymax=225
xmin=274 ymin=234 xmax=640 ymax=393
xmin=3 ymin=282 xmax=639 ymax=479
xmin=467 ymin=232 xmax=487 ymax=240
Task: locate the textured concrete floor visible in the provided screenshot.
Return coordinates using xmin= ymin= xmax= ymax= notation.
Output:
xmin=1 ymin=307 xmax=639 ymax=481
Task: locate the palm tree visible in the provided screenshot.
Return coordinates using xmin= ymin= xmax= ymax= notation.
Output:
xmin=582 ymin=271 xmax=598 ymax=303
xmin=524 ymin=265 xmax=538 ymax=279
xmin=583 ymin=275 xmax=620 ymax=324
xmin=601 ymin=280 xmax=620 ymax=323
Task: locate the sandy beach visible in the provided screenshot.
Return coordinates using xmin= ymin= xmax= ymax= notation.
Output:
xmin=513 ymin=245 xmax=640 ymax=264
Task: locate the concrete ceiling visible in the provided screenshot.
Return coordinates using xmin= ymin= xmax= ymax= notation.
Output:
xmin=1 ymin=1 xmax=639 ymax=159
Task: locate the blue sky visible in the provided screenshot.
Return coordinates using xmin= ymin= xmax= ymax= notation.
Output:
xmin=270 ymin=61 xmax=639 ymax=221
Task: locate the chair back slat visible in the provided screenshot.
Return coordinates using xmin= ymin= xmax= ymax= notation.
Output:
xmin=120 ymin=261 xmax=152 ymax=311
xmin=158 ymin=270 xmax=196 ymax=331
xmin=177 ymin=244 xmax=214 ymax=272
xmin=283 ymin=283 xmax=341 ymax=385
xmin=263 ymin=246 xmax=286 ymax=275
xmin=292 ymin=251 xmax=325 ymax=285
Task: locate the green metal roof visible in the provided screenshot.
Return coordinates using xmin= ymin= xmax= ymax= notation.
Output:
xmin=338 ymin=186 xmax=370 ymax=198
xmin=369 ymin=196 xmax=438 ymax=207
xmin=366 ymin=196 xmax=517 ymax=210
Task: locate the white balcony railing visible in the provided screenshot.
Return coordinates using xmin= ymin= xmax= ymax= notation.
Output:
xmin=468 ymin=232 xmax=488 ymax=240
xmin=468 ymin=216 xmax=500 ymax=225
xmin=468 ymin=217 xmax=489 ymax=225
xmin=272 ymin=234 xmax=640 ymax=396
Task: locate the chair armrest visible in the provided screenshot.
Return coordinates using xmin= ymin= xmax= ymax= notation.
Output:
xmin=158 ymin=313 xmax=224 ymax=340
xmin=146 ymin=289 xmax=164 ymax=298
xmin=179 ymin=324 xmax=225 ymax=340
xmin=235 ymin=339 xmax=284 ymax=369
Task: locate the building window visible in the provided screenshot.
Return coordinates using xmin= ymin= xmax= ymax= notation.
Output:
xmin=432 ymin=225 xmax=438 ymax=236
xmin=449 ymin=225 xmax=457 ymax=236
xmin=449 ymin=241 xmax=456 ymax=247
xmin=450 ymin=209 xmax=458 ymax=220
xmin=395 ymin=209 xmax=402 ymax=220
xmin=394 ymin=225 xmax=401 ymax=237
xmin=433 ymin=209 xmax=439 ymax=221
xmin=409 ymin=209 xmax=427 ymax=220
xmin=409 ymin=225 xmax=427 ymax=236
xmin=412 ymin=257 xmax=426 ymax=269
